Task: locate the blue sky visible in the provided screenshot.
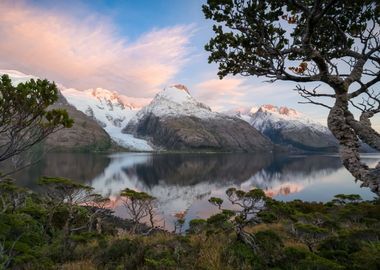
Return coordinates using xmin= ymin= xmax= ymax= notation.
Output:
xmin=0 ymin=0 xmax=376 ymax=128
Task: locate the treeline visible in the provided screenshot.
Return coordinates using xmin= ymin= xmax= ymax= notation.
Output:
xmin=0 ymin=177 xmax=379 ymax=269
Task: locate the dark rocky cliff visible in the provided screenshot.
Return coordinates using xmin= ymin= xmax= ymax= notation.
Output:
xmin=43 ymin=92 xmax=113 ymax=152
xmin=123 ymin=113 xmax=273 ymax=152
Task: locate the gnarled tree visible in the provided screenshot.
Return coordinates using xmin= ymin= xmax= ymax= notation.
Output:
xmin=203 ymin=0 xmax=380 ymax=193
xmin=120 ymin=188 xmax=157 ymax=233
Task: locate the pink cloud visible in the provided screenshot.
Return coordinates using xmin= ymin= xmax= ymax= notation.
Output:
xmin=194 ymin=77 xmax=250 ymax=111
xmin=0 ymin=1 xmax=193 ymax=97
xmin=193 ymin=76 xmax=285 ymax=111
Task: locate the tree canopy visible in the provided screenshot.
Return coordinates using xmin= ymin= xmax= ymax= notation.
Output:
xmin=203 ymin=0 xmax=380 ymax=193
xmin=0 ymin=75 xmax=73 ymax=163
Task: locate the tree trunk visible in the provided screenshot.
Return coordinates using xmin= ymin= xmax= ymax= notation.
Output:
xmin=346 ymin=111 xmax=380 ymax=151
xmin=237 ymin=229 xmax=257 ymax=252
xmin=327 ymin=95 xmax=380 ymax=194
xmin=96 ymin=217 xmax=102 ymax=234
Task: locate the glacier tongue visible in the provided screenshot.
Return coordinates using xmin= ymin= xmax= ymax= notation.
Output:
xmin=61 ymin=87 xmax=154 ymax=151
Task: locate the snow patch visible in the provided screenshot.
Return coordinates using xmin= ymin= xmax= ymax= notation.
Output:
xmin=129 ymin=84 xmax=223 ymax=124
xmin=0 ymin=69 xmax=38 ymax=85
xmin=61 ymin=87 xmax=154 ymax=151
xmin=226 ymin=104 xmax=330 ymax=134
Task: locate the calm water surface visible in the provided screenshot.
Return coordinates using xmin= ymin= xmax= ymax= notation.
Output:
xmin=7 ymin=152 xmax=379 ymax=230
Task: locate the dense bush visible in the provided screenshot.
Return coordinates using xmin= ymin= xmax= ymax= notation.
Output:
xmin=0 ymin=179 xmax=379 ymax=269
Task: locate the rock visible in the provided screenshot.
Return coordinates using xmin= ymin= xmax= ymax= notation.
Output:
xmin=43 ymin=92 xmax=113 ymax=152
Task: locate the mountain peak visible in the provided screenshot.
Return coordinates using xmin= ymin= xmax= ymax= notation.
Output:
xmin=87 ymin=88 xmax=121 ymax=105
xmin=171 ymin=84 xmax=190 ymax=94
xmin=129 ymin=84 xmax=217 ymax=121
xmin=257 ymin=104 xmax=301 ymax=119
xmin=91 ymin=88 xmax=118 ymax=99
xmin=156 ymin=84 xmax=193 ymax=104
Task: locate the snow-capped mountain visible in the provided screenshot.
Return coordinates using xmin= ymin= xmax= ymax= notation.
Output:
xmin=250 ymin=104 xmax=330 ymax=133
xmin=0 ymin=70 xmax=113 ymax=151
xmin=227 ymin=104 xmax=338 ymax=152
xmin=61 ymin=87 xmax=153 ymax=151
xmin=2 ymin=69 xmax=342 ymax=153
xmin=0 ymin=69 xmax=153 ymax=151
xmin=128 ymin=84 xmax=217 ymax=124
xmin=124 ymin=85 xmax=273 ymax=152
xmin=0 ymin=69 xmax=37 ymax=85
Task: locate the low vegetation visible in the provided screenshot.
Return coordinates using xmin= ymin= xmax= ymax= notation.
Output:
xmin=0 ymin=177 xmax=379 ymax=269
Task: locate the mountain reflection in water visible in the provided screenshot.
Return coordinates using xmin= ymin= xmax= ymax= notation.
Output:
xmin=8 ymin=152 xmax=377 ymax=229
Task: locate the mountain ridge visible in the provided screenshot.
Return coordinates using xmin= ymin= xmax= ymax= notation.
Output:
xmin=4 ymin=69 xmax=366 ymax=153
xmin=124 ymin=85 xmax=273 ymax=152
xmin=226 ymin=104 xmax=339 ymax=152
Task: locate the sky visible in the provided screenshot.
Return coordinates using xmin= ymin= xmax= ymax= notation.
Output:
xmin=0 ymin=0 xmax=378 ymax=128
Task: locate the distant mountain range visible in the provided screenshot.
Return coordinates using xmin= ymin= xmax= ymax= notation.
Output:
xmin=225 ymin=104 xmax=339 ymax=152
xmin=2 ymin=69 xmax=373 ymax=153
xmin=123 ymin=84 xmax=272 ymax=152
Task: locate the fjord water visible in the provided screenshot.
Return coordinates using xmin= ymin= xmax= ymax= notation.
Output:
xmin=10 ymin=152 xmax=378 ymax=229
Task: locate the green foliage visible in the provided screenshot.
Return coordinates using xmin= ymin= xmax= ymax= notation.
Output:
xmin=1 ymin=177 xmax=380 ymax=269
xmin=351 ymin=243 xmax=380 ymax=270
xmin=144 ymin=247 xmax=177 ymax=269
xmin=254 ymin=230 xmax=284 ymax=265
xmin=188 ymin=219 xmax=207 ymax=234
xmin=296 ymin=255 xmax=344 ymax=270
xmin=0 ymin=212 xmax=50 ymax=269
xmin=0 ymin=74 xmax=73 ymax=162
xmin=259 ymin=198 xmax=296 ymax=222
xmin=333 ymin=194 xmax=363 ymax=205
xmin=95 ymin=238 xmax=141 ymax=269
xmin=120 ymin=188 xmax=157 ymax=232
xmin=208 ymin=196 xmax=223 ymax=209
xmin=224 ymin=188 xmax=267 ymax=234
xmin=38 ymin=176 xmax=91 ymax=189
xmin=120 ymin=188 xmax=155 ymax=201
xmin=206 ymin=210 xmax=235 ymax=233
xmin=202 ymin=0 xmax=379 ymax=79
xmin=224 ymin=241 xmax=260 ymax=268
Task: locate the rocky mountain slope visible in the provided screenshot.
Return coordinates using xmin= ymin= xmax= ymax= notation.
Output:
xmin=61 ymin=87 xmax=152 ymax=151
xmin=0 ymin=70 xmax=112 ymax=152
xmin=123 ymin=85 xmax=273 ymax=152
xmin=227 ymin=104 xmax=339 ymax=152
xmin=45 ymin=93 xmax=112 ymax=152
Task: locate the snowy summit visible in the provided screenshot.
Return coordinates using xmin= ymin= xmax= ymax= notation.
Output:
xmin=128 ymin=84 xmax=218 ymax=124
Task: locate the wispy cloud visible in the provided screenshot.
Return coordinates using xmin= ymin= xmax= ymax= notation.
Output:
xmin=0 ymin=1 xmax=193 ymax=97
xmin=194 ymin=76 xmax=294 ymax=112
xmin=194 ymin=77 xmax=251 ymax=111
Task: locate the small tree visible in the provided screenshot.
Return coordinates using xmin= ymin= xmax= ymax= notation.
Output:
xmin=332 ymin=194 xmax=363 ymax=205
xmin=294 ymin=223 xmax=329 ymax=252
xmin=209 ymin=197 xmax=223 ymax=209
xmin=173 ymin=212 xmax=186 ymax=234
xmin=0 ymin=178 xmax=27 ymax=213
xmin=38 ymin=177 xmax=95 ymax=257
xmin=86 ymin=194 xmax=111 ymax=233
xmin=120 ymin=188 xmax=157 ymax=233
xmin=225 ymin=188 xmax=266 ymax=234
xmin=0 ymin=75 xmax=73 ymax=164
xmin=203 ymin=0 xmax=380 ymax=193
xmin=208 ymin=188 xmax=267 ymax=249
